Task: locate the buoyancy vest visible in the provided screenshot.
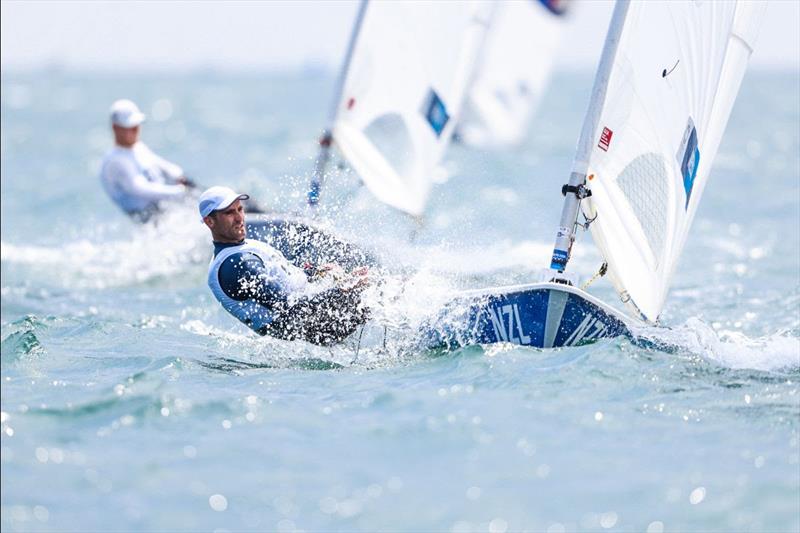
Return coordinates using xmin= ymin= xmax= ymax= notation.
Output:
xmin=207 ymin=239 xmax=310 ymax=333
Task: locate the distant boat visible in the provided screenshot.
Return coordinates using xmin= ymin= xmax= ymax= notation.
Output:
xmin=249 ymin=0 xmax=491 ymax=267
xmin=308 ymin=0 xmax=491 ymax=217
xmin=456 ymin=0 xmax=570 ymax=149
xmin=423 ymin=0 xmax=765 ymax=349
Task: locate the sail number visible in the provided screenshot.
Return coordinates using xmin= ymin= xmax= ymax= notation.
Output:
xmin=487 ymin=304 xmax=532 ymax=345
xmin=564 ymin=314 xmax=608 ymax=346
xmin=485 ymin=304 xmax=610 ymax=347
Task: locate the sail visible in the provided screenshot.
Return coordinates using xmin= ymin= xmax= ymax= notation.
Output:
xmin=458 ymin=0 xmax=569 ymax=148
xmin=332 ymin=1 xmax=490 ymax=217
xmin=579 ymin=0 xmax=765 ymax=322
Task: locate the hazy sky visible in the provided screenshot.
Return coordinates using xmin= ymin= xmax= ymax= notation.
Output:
xmin=2 ymin=0 xmax=798 ymax=72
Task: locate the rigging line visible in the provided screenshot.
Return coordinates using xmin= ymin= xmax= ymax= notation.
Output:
xmin=581 ymin=262 xmax=608 ymax=290
xmin=578 ymin=212 xmax=598 ymax=231
xmin=350 ymin=324 xmax=366 ymax=365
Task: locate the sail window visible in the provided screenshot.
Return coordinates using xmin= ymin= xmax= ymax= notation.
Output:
xmin=615 ymin=152 xmax=668 ymax=266
xmin=363 ymin=113 xmax=415 ymax=181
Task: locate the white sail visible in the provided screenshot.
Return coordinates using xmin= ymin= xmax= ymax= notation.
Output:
xmin=332 ymin=0 xmax=490 ymax=217
xmin=579 ymin=0 xmax=765 ymax=322
xmin=458 ymin=0 xmax=569 ymax=148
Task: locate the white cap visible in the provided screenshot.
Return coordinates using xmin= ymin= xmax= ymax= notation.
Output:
xmin=110 ymin=99 xmax=146 ymax=128
xmin=198 ymin=186 xmax=250 ymax=219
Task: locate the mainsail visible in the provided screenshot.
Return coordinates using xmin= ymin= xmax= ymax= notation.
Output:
xmin=553 ymin=0 xmax=764 ymax=323
xmin=330 ymin=0 xmax=491 ymax=217
xmin=457 ymin=0 xmax=569 ymax=148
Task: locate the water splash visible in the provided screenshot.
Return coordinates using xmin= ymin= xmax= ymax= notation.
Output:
xmin=634 ymin=317 xmax=800 ymax=372
xmin=1 ymin=206 xmax=208 ymax=289
xmin=176 ymin=268 xmax=463 ymax=369
xmin=376 ymin=238 xmax=600 ymax=278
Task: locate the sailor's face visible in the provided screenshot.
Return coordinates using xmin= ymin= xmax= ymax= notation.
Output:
xmin=207 ymin=199 xmax=246 ymax=242
xmin=113 ymin=124 xmax=140 ymax=147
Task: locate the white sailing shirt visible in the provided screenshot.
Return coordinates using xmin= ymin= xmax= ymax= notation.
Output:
xmin=99 ymin=141 xmax=186 ymax=216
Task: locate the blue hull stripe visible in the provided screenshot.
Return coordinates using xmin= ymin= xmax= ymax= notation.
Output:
xmin=420 ymin=286 xmax=630 ymax=349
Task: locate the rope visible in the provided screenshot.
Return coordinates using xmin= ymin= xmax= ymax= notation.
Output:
xmin=350 ymin=323 xmax=366 ymax=365
xmin=581 ymin=262 xmax=608 ymax=290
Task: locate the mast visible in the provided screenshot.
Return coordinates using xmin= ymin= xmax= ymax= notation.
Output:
xmin=307 ymin=0 xmax=369 ymax=208
xmin=548 ymin=0 xmax=630 ymax=276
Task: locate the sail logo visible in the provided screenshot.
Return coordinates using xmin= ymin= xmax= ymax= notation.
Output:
xmin=598 ymin=127 xmax=613 ymax=151
xmin=422 ymin=89 xmax=450 ymax=137
xmin=564 ymin=314 xmax=608 ymax=346
xmin=677 ymin=118 xmax=700 ymax=210
xmin=487 ymin=304 xmax=532 ymax=345
xmin=538 ymin=0 xmax=568 ymax=16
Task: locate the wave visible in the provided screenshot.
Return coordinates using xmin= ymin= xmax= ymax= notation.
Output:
xmin=633 ymin=317 xmax=800 ymax=373
xmin=1 ymin=329 xmax=45 ymax=361
xmin=180 ymin=316 xmax=417 ymax=371
xmin=0 ymin=315 xmax=49 ymax=361
xmin=1 ymin=207 xmax=209 ymax=289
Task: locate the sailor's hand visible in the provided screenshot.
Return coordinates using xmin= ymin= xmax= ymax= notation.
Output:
xmin=318 ymin=263 xmax=346 ymax=279
xmin=339 ymin=267 xmax=369 ymax=292
xmin=304 ymin=262 xmax=344 ymax=281
xmin=177 ymin=176 xmax=196 ymax=188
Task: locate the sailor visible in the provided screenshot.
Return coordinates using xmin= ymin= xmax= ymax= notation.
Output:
xmin=99 ymin=99 xmax=192 ymax=222
xmin=200 ymin=186 xmax=370 ymax=346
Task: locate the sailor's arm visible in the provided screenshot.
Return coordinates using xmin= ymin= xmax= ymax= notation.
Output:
xmin=150 ymin=151 xmax=185 ymax=183
xmin=218 ymin=252 xmax=369 ymax=338
xmin=217 ymin=252 xmax=289 ymax=310
xmin=275 ymin=278 xmax=370 ymax=344
xmin=107 ymin=159 xmax=186 ymax=202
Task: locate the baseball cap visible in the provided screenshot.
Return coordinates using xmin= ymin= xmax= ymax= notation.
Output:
xmin=110 ymin=99 xmax=146 ymax=128
xmin=198 ymin=186 xmax=250 ymax=219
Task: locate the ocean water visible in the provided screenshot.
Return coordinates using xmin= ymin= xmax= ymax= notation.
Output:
xmin=1 ymin=69 xmax=799 ymax=532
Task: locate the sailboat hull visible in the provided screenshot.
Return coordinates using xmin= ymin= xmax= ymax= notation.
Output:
xmin=420 ymin=282 xmax=632 ymax=349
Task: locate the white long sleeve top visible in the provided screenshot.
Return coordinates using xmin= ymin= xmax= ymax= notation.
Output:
xmin=99 ymin=141 xmax=186 ymax=215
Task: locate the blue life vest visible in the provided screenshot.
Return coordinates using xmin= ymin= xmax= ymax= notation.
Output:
xmin=207 ymin=239 xmax=310 ymax=333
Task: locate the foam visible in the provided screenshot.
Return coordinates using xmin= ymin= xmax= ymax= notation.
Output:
xmin=635 ymin=317 xmax=800 ymax=372
xmin=1 ymin=206 xmax=208 ymax=289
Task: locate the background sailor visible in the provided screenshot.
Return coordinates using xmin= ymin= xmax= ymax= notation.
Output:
xmin=99 ymin=99 xmax=193 ymax=222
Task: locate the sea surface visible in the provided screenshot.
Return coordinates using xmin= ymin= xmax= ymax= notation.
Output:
xmin=1 ymin=68 xmax=799 ymax=532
